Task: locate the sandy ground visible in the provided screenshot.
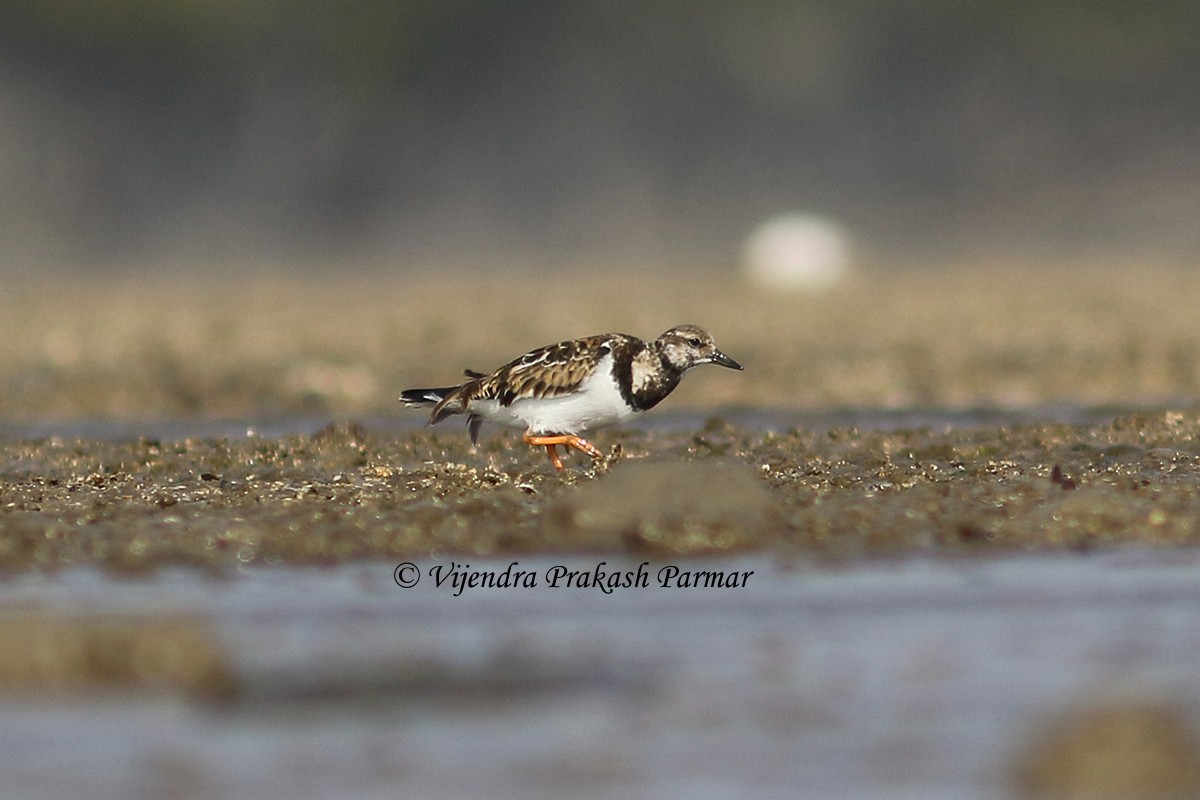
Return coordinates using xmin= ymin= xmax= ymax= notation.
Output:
xmin=1 ymin=410 xmax=1200 ymax=573
xmin=2 ymin=262 xmax=1198 ymax=420
xmin=0 ymin=263 xmax=1198 ymax=571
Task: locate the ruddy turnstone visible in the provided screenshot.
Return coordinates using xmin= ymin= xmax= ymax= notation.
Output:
xmin=401 ymin=325 xmax=743 ymax=470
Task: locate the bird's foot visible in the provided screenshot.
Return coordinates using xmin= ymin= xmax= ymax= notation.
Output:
xmin=522 ymin=432 xmax=604 ymax=471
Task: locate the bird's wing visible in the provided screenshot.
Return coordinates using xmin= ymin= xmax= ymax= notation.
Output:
xmin=473 ymin=334 xmax=628 ymax=407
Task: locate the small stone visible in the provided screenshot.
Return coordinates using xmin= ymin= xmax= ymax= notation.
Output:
xmin=1017 ymin=699 xmax=1200 ymax=800
xmin=561 ymin=460 xmax=777 ymax=554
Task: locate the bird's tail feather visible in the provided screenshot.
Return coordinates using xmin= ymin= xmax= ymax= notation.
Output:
xmin=401 ymin=385 xmax=468 ymax=426
xmin=400 ymin=369 xmax=484 ymax=408
xmin=399 ymin=386 xmax=455 ymax=407
xmin=403 ymin=369 xmax=486 ymax=426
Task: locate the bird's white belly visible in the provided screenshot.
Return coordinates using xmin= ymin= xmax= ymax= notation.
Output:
xmin=470 ymin=357 xmax=636 ymax=435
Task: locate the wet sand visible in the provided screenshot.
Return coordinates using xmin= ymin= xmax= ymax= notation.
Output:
xmin=2 ymin=409 xmax=1200 ymax=573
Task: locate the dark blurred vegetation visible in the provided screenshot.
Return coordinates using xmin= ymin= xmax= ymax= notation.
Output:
xmin=4 ymin=0 xmax=1200 ymax=270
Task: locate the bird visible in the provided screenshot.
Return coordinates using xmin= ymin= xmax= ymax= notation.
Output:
xmin=401 ymin=324 xmax=743 ymax=470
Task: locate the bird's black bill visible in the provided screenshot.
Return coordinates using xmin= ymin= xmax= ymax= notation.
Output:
xmin=710 ymin=350 xmax=743 ymax=370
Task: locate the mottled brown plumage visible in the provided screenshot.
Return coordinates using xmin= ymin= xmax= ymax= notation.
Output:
xmin=401 ymin=325 xmax=742 ymax=470
xmin=434 ymin=333 xmax=627 ymax=420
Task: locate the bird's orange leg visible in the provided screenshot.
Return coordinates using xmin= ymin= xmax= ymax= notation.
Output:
xmin=522 ymin=432 xmax=603 ymax=470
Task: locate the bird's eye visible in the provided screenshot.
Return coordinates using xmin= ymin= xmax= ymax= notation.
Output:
xmin=687 ymin=337 xmax=702 ymax=347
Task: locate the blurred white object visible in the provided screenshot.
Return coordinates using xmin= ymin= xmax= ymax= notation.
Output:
xmin=743 ymin=213 xmax=850 ymax=290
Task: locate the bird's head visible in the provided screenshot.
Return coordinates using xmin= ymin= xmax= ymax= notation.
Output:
xmin=656 ymin=325 xmax=743 ymax=372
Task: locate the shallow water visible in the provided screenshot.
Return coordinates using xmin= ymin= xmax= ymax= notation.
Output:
xmin=3 ymin=551 xmax=1200 ymax=798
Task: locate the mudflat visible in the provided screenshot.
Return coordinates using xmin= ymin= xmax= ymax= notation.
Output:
xmin=1 ymin=264 xmax=1198 ymax=571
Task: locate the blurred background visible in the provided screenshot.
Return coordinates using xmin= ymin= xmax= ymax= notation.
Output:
xmin=4 ymin=0 xmax=1200 ymax=273
xmin=3 ymin=0 xmax=1200 ymax=423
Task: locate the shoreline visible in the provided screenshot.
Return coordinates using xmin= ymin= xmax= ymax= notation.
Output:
xmin=0 ymin=410 xmax=1198 ymax=572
